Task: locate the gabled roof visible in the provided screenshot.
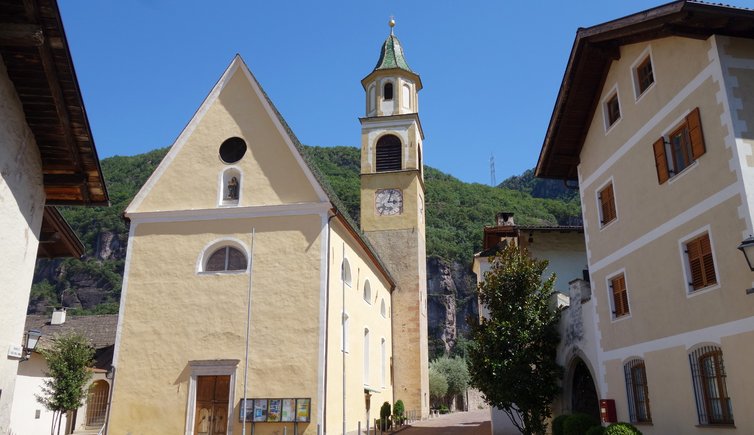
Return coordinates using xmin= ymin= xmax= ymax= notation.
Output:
xmin=536 ymin=0 xmax=754 ymax=181
xmin=0 ymin=0 xmax=109 ymax=205
xmin=126 ymin=55 xmax=396 ymax=290
xmin=25 ymin=314 xmax=117 ymax=369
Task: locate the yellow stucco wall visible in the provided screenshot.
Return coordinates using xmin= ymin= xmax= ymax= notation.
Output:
xmin=325 ymin=219 xmax=394 ymax=433
xmin=109 ymin=216 xmax=324 ymax=435
xmin=131 ymin=63 xmax=319 ymax=214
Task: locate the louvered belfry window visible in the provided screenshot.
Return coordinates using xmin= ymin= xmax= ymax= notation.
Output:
xmin=686 ymin=233 xmax=716 ymax=291
xmin=376 ymin=135 xmax=402 ymax=172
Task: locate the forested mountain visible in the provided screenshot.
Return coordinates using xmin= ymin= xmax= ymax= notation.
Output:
xmin=30 ymin=145 xmax=582 ymax=356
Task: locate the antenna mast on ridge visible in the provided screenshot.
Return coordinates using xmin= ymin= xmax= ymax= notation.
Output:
xmin=490 ymin=153 xmax=496 ymax=186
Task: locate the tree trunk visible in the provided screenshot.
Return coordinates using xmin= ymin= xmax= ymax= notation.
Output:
xmin=56 ymin=411 xmax=63 ymax=435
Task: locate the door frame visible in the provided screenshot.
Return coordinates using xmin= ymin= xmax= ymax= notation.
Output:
xmin=185 ymin=359 xmax=239 ymax=435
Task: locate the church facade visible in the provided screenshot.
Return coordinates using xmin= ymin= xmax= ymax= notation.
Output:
xmin=108 ymin=28 xmax=427 ymax=435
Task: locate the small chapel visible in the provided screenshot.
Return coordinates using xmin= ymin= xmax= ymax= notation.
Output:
xmin=108 ymin=22 xmax=429 ymax=435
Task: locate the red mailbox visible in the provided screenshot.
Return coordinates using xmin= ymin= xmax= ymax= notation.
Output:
xmin=600 ymin=399 xmax=617 ymax=423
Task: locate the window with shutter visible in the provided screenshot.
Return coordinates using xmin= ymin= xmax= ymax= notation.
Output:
xmin=653 ymin=107 xmax=706 ymax=184
xmin=376 ymin=134 xmax=402 ymax=172
xmin=610 ymin=274 xmax=630 ymax=318
xmin=598 ymin=183 xmax=617 ymax=227
xmin=685 ymin=233 xmax=717 ymax=292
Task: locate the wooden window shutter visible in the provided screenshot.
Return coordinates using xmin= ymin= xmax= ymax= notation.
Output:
xmin=653 ymin=137 xmax=669 ymax=184
xmin=611 ymin=275 xmax=629 ymax=317
xmin=687 ymin=234 xmax=716 ymax=290
xmin=687 ymin=107 xmax=706 ymax=160
xmin=600 ymin=184 xmax=616 ymax=224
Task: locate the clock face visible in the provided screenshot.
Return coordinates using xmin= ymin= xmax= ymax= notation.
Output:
xmin=375 ymin=189 xmax=403 ymax=216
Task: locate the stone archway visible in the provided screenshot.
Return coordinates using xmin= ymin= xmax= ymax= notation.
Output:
xmin=570 ymin=358 xmax=599 ymax=421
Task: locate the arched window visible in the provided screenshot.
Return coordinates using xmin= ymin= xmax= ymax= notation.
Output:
xmin=624 ymin=359 xmax=651 ymax=423
xmin=376 ymin=135 xmax=401 ymax=172
xmin=368 ymin=84 xmax=376 ymax=113
xmin=206 ymin=246 xmax=247 ymax=272
xmin=690 ymin=345 xmax=733 ymax=425
xmin=364 ymin=328 xmax=370 ymax=384
xmin=402 ymin=84 xmax=410 ymax=109
xmin=380 ymin=299 xmax=387 ymax=318
xmin=381 ymin=338 xmax=386 ymax=387
xmin=383 ymin=82 xmax=393 ymax=100
xmin=341 ymin=258 xmax=352 ymax=286
xmin=85 ymin=380 xmax=110 ymax=427
xmin=363 ymin=280 xmax=372 ymax=304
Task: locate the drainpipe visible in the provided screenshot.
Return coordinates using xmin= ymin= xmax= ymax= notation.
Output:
xmin=323 ymin=211 xmax=336 ymax=434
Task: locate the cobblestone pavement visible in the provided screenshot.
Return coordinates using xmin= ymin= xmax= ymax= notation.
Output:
xmin=399 ymin=410 xmax=492 ymax=435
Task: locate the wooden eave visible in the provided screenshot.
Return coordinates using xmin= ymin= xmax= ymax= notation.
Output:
xmin=37 ymin=206 xmax=84 ymax=258
xmin=0 ymin=0 xmax=109 ymax=205
xmin=536 ymin=0 xmax=754 ymax=181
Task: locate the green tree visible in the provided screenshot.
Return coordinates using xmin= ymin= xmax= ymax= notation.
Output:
xmin=468 ymin=244 xmax=563 ymax=435
xmin=430 ymin=355 xmax=470 ymax=408
xmin=36 ymin=333 xmax=95 ymax=435
xmin=429 ymin=366 xmax=448 ymax=406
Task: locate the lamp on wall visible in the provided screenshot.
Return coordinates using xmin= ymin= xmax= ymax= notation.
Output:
xmin=737 ymin=236 xmax=754 ymax=271
xmin=737 ymin=236 xmax=754 ymax=295
xmin=22 ymin=329 xmax=42 ymax=361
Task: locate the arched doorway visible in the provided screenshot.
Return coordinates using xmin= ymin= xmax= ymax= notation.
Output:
xmin=571 ymin=359 xmax=599 ymax=421
xmin=85 ymin=380 xmax=110 ymax=428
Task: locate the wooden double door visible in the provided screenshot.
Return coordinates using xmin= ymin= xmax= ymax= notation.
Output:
xmin=194 ymin=375 xmax=230 ymax=435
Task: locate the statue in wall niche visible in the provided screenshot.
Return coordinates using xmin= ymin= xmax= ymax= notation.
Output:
xmin=226 ymin=176 xmax=239 ymax=200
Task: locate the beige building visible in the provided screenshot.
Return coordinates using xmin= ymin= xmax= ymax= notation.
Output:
xmin=537 ymin=1 xmax=754 ymax=432
xmin=471 ymin=213 xmax=591 ymax=434
xmin=11 ymin=311 xmax=116 ymax=435
xmin=109 ymin=25 xmax=428 ymax=435
xmin=0 ymin=0 xmax=108 ymax=431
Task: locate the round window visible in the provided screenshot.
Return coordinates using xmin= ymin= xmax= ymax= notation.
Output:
xmin=219 ymin=137 xmax=247 ymax=164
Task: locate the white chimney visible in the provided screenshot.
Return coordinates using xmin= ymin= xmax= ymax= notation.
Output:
xmin=51 ymin=308 xmax=66 ymax=325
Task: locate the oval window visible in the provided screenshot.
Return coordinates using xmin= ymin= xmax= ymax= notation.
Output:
xmin=219 ymin=137 xmax=247 ymax=164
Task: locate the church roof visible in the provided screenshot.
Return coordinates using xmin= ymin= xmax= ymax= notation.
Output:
xmin=374 ymin=34 xmax=413 ymax=72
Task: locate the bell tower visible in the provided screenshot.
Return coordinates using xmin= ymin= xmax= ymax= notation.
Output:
xmin=359 ymin=19 xmax=429 ymax=418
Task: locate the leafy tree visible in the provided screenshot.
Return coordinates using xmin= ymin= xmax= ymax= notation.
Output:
xmin=37 ymin=333 xmax=95 ymax=435
xmin=468 ymin=244 xmax=562 ymax=435
xmin=430 ymin=355 xmax=470 ymax=408
xmin=429 ymin=366 xmax=448 ymax=406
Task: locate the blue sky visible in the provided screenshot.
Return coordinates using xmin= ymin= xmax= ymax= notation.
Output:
xmin=58 ymin=0 xmax=747 ymax=185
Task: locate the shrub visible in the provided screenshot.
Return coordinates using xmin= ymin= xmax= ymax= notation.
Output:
xmin=563 ymin=413 xmax=600 ymax=435
xmin=439 ymin=404 xmax=449 ymax=414
xmin=586 ymin=426 xmax=606 ymax=435
xmin=605 ymin=422 xmax=642 ymax=435
xmin=552 ymin=414 xmax=569 ymax=435
xmin=379 ymin=402 xmax=392 ymax=430
xmin=394 ymin=399 xmax=405 ymax=417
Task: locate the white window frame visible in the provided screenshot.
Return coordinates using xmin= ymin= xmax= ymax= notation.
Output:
xmin=678 ymin=225 xmax=721 ymax=298
xmin=342 ymin=258 xmax=352 ymax=287
xmin=218 ymin=166 xmax=243 ymax=207
xmin=595 ymin=177 xmax=619 ymax=231
xmin=196 ymin=238 xmax=250 ymax=275
xmin=341 ymin=311 xmax=350 ymax=353
xmin=363 ymin=280 xmax=372 ymax=305
xmin=631 ymin=45 xmax=656 ymax=102
xmin=602 ymin=84 xmax=622 ymax=133
xmin=363 ymin=327 xmax=370 ymax=386
xmin=605 ymin=268 xmax=631 ymax=323
xmin=184 ymin=359 xmax=238 ymax=435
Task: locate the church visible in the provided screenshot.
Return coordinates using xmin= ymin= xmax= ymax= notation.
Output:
xmin=108 ymin=23 xmax=428 ymax=435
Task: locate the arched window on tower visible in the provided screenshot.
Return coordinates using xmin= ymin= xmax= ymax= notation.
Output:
xmin=376 ymin=135 xmax=401 ymax=172
xmin=383 ymin=82 xmax=393 ymax=101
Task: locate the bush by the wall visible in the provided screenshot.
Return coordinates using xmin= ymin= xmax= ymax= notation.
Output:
xmin=605 ymin=422 xmax=642 ymax=435
xmin=552 ymin=414 xmax=569 ymax=435
xmin=563 ymin=413 xmax=600 ymax=435
xmin=586 ymin=425 xmax=606 ymax=435
xmin=379 ymin=402 xmax=392 ymax=430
